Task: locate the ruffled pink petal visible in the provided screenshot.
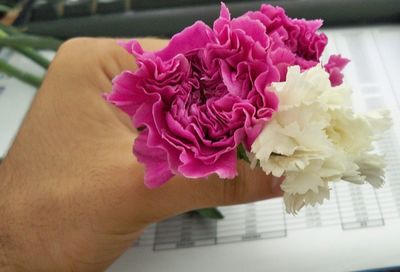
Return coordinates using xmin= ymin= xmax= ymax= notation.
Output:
xmin=105 ymin=71 xmax=148 ymax=116
xmin=155 ymin=21 xmax=215 ymax=60
xmin=133 ymin=131 xmax=174 ymax=188
xmin=324 ymin=54 xmax=350 ymax=86
xmin=178 ymin=149 xmax=238 ymax=179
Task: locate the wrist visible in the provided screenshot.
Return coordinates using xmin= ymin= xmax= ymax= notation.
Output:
xmin=0 ymin=197 xmax=20 ymax=271
xmin=0 ymin=161 xmax=67 ymax=272
xmin=0 ymin=235 xmax=12 ymax=271
xmin=0 ymin=162 xmax=15 ymax=270
xmin=0 ymin=233 xmax=22 ymax=272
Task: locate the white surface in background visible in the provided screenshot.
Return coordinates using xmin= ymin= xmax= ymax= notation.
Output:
xmin=111 ymin=222 xmax=400 ymax=272
xmin=0 ymin=49 xmax=50 ymax=158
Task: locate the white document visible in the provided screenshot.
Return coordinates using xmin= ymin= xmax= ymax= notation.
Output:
xmin=108 ymin=26 xmax=400 ymax=272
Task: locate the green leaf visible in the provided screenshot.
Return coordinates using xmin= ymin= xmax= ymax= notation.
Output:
xmin=237 ymin=143 xmax=250 ymax=163
xmin=0 ymin=58 xmax=42 ymax=87
xmin=194 ymin=208 xmax=224 ymax=219
xmin=0 ymin=4 xmax=11 ymax=12
xmin=0 ymin=23 xmax=25 ymax=36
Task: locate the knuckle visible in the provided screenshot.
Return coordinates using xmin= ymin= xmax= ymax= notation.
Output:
xmin=53 ymin=38 xmax=98 ymax=67
xmin=58 ymin=38 xmax=94 ymax=54
xmin=47 ymin=38 xmax=102 ymax=88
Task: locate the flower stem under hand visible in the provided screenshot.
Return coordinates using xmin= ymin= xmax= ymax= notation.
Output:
xmin=192 ymin=208 xmax=224 ymax=219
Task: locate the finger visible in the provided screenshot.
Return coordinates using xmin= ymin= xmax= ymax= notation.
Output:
xmin=45 ymin=38 xmax=168 ymax=135
xmin=91 ymin=38 xmax=169 ymax=87
xmin=49 ymin=38 xmax=168 ymax=93
xmin=88 ymin=132 xmax=283 ymax=232
xmin=165 ymin=160 xmax=284 ymax=209
xmin=127 ymin=159 xmax=284 ymax=223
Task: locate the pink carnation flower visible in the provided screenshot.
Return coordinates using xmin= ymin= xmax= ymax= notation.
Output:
xmin=107 ymin=16 xmax=279 ymax=188
xmin=106 ymin=3 xmax=349 ymax=188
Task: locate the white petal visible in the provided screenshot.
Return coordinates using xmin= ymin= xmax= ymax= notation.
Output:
xmin=281 ymin=170 xmax=325 ymax=195
xmin=283 ymin=184 xmax=330 ymax=214
xmin=365 ymin=109 xmax=392 ymax=136
xmin=355 ymin=153 xmax=386 ymax=188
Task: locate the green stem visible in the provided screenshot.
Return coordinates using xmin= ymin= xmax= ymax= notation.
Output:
xmin=0 ymin=36 xmax=61 ymax=50
xmin=0 ymin=29 xmax=50 ymax=69
xmin=193 ymin=208 xmax=224 ymax=219
xmin=237 ymin=143 xmax=251 ymax=163
xmin=14 ymin=46 xmax=50 ymax=69
xmin=0 ymin=58 xmax=42 ymax=87
xmin=0 ymin=23 xmax=24 ymax=36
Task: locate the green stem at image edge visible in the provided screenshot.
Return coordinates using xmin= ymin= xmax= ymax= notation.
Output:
xmin=0 ymin=36 xmax=61 ymax=51
xmin=0 ymin=58 xmax=41 ymax=87
xmin=0 ymin=29 xmax=51 ymax=69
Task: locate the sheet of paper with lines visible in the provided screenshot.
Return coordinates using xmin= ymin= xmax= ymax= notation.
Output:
xmin=108 ymin=26 xmax=400 ymax=272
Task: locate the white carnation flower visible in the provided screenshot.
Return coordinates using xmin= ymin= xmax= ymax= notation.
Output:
xmin=251 ymin=65 xmax=391 ymax=214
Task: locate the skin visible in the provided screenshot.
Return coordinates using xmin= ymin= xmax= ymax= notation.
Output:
xmin=0 ymin=38 xmax=283 ymax=271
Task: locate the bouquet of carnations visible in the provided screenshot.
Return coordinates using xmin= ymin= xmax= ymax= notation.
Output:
xmin=106 ymin=3 xmax=391 ymax=214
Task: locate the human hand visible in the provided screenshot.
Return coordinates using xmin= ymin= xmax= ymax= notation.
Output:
xmin=0 ymin=38 xmax=283 ymax=271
